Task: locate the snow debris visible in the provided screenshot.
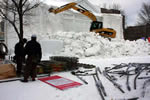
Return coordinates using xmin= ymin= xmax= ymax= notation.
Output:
xmin=43 ymin=31 xmax=150 ymax=58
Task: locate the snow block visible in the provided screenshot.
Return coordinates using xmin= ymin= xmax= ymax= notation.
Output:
xmin=40 ymin=40 xmax=64 ymax=55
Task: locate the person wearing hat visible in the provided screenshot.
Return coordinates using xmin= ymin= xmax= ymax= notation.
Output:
xmin=14 ymin=38 xmax=27 ymax=76
xmin=21 ymin=35 xmax=42 ymax=82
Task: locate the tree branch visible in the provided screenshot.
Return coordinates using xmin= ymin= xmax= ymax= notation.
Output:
xmin=23 ymin=3 xmax=40 ymax=14
xmin=22 ymin=0 xmax=28 ymax=6
xmin=0 ymin=9 xmax=20 ymax=39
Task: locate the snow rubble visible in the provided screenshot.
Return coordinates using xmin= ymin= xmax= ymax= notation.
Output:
xmin=9 ymin=31 xmax=147 ymax=60
xmin=39 ymin=31 xmax=150 ymax=59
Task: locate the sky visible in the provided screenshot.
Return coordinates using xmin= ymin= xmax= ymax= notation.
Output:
xmin=41 ymin=0 xmax=150 ymax=26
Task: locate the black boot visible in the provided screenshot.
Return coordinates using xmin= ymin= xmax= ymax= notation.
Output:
xmin=16 ymin=72 xmax=22 ymax=77
xmin=20 ymin=79 xmax=28 ymax=83
xmin=32 ymin=78 xmax=36 ymax=81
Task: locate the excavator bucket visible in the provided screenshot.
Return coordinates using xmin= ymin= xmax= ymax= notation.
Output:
xmin=96 ymin=28 xmax=116 ymax=38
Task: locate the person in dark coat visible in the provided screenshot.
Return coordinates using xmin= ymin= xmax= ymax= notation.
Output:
xmin=14 ymin=38 xmax=27 ymax=76
xmin=21 ymin=35 xmax=42 ymax=82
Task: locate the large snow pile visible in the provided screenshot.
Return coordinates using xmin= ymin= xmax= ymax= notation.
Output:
xmin=43 ymin=31 xmax=150 ymax=58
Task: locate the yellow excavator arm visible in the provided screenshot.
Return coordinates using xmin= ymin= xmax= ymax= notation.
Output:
xmin=49 ymin=2 xmax=97 ymax=21
xmin=49 ymin=2 xmax=116 ymax=38
xmin=49 ymin=2 xmax=77 ymax=14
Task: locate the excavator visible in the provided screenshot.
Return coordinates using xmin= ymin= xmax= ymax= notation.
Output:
xmin=48 ymin=2 xmax=116 ymax=38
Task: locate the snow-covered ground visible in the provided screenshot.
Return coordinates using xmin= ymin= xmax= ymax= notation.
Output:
xmin=1 ymin=31 xmax=150 ymax=100
xmin=1 ymin=1 xmax=150 ymax=100
xmin=0 ymin=56 xmax=150 ymax=100
xmin=3 ymin=21 xmax=150 ymax=100
xmin=2 ymin=28 xmax=150 ymax=100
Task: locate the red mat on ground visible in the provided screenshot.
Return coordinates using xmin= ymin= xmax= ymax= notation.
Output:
xmin=38 ymin=75 xmax=82 ymax=90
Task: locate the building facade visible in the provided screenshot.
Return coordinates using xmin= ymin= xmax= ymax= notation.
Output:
xmin=124 ymin=24 xmax=150 ymax=40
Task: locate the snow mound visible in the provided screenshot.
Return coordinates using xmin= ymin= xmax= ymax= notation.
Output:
xmin=45 ymin=31 xmax=150 ymax=58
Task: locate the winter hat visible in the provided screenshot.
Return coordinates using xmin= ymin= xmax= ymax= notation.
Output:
xmin=31 ymin=34 xmax=37 ymax=38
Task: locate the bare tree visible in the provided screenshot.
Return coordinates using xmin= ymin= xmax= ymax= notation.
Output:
xmin=137 ymin=3 xmax=150 ymax=25
xmin=0 ymin=0 xmax=40 ymax=41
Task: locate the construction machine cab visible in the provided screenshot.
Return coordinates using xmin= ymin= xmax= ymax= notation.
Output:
xmin=90 ymin=21 xmax=103 ymax=31
xmin=90 ymin=21 xmax=116 ymax=38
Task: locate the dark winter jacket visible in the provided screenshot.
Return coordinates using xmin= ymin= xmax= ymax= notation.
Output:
xmin=25 ymin=40 xmax=42 ymax=62
xmin=15 ymin=42 xmax=25 ymax=57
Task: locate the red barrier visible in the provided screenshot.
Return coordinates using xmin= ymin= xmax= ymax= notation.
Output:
xmin=39 ymin=75 xmax=82 ymax=90
xmin=148 ymin=37 xmax=150 ymax=43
